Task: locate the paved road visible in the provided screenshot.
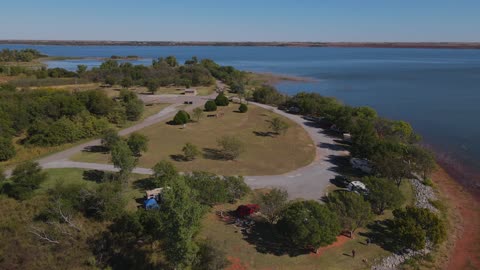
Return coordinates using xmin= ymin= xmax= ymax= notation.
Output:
xmin=7 ymin=93 xmax=348 ymax=201
xmin=244 ymin=103 xmax=349 ymax=200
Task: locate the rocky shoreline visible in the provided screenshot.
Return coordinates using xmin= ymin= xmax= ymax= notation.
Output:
xmin=371 ymin=178 xmax=438 ymax=270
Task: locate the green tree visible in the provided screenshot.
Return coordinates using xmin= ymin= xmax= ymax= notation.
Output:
xmin=173 ymin=110 xmax=191 ymax=125
xmin=350 ymin=118 xmax=379 ymax=159
xmin=78 ymin=182 xmax=127 ymax=220
xmin=193 ymin=241 xmax=230 ymax=270
xmin=391 ymin=206 xmax=446 ymax=251
xmin=0 ymin=137 xmax=16 ymax=161
xmin=252 ymin=85 xmax=285 ymax=105
xmin=217 ymin=135 xmax=244 ymax=160
xmin=127 ymin=133 xmax=149 ymax=156
xmin=363 ymin=176 xmax=405 ymax=214
xmin=238 ymin=103 xmax=248 ymax=113
xmin=372 ymin=142 xmax=410 ymax=187
xmin=0 ymin=167 xmax=5 ymax=182
xmin=184 ymin=172 xmax=228 ymax=206
xmin=101 ymin=128 xmax=121 ymax=150
xmin=256 ymin=188 xmax=288 ymax=224
xmin=146 ymin=80 xmax=159 ymax=94
xmin=76 ymin=64 xmax=87 ymax=75
xmin=121 ymin=77 xmax=133 ymax=88
xmin=407 ymin=145 xmax=437 ymax=180
xmin=5 ymin=161 xmax=47 ymax=200
xmin=192 ymin=107 xmax=204 ymax=122
xmin=214 ymin=92 xmax=229 ymax=106
xmin=160 ymin=176 xmax=204 ymax=268
xmin=204 ymin=100 xmax=217 ymax=112
xmin=182 ymin=142 xmax=200 ymax=161
xmin=152 ymin=160 xmax=178 ymax=187
xmin=165 ymin=55 xmax=179 ymax=67
xmin=269 ymin=117 xmax=289 ymax=135
xmin=277 ymin=200 xmax=341 ymax=253
xmin=124 ymin=99 xmax=144 ymax=121
xmin=111 ymin=140 xmax=136 ymax=182
xmin=326 ymin=191 xmax=373 ymax=237
xmin=224 ymin=176 xmax=250 ymax=203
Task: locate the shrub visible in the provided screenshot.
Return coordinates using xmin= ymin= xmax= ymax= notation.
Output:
xmin=214 ymin=92 xmax=229 ymax=106
xmin=0 ymin=137 xmax=16 ymax=161
xmin=182 ymin=142 xmax=200 ymax=161
xmin=238 ymin=103 xmax=248 ymax=113
xmin=269 ymin=117 xmax=290 ymax=135
xmin=204 ymin=100 xmax=217 ymax=112
xmin=217 ymin=135 xmax=244 ymax=160
xmin=4 ymin=161 xmax=47 ymax=200
xmin=173 ymin=110 xmax=191 ymax=125
xmin=194 ymin=241 xmax=230 ymax=270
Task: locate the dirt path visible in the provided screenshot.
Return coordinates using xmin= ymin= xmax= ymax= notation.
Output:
xmin=433 ymin=168 xmax=480 ymax=270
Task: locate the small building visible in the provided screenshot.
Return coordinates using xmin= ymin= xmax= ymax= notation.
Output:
xmin=146 ymin=188 xmax=164 ymax=200
xmin=184 ymin=88 xmax=197 ymax=96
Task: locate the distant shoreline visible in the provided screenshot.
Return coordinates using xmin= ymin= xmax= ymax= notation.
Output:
xmin=2 ymin=40 xmax=480 ymax=49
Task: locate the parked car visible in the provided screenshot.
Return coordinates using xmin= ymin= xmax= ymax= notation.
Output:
xmin=347 ymin=180 xmax=369 ymax=195
xmin=350 ymin=158 xmax=372 ymax=174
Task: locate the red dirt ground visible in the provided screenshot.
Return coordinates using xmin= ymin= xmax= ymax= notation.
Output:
xmin=309 ymin=235 xmax=350 ymax=257
xmin=433 ymin=168 xmax=480 ymax=270
xmin=227 ymin=256 xmax=249 ymax=270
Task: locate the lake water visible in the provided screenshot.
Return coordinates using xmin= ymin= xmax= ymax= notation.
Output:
xmin=2 ymin=44 xmax=479 ymax=185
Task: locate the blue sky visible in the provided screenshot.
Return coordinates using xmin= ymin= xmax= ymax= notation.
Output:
xmin=1 ymin=0 xmax=479 ymax=42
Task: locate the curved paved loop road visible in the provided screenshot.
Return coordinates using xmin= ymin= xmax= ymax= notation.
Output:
xmin=10 ymin=92 xmax=348 ymax=201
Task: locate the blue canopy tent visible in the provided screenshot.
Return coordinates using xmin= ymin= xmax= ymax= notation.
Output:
xmin=144 ymin=198 xmax=160 ymax=210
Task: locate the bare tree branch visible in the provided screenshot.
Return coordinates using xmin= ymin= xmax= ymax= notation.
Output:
xmin=29 ymin=226 xmax=59 ymax=244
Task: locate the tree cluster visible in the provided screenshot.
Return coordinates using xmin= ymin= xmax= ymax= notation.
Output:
xmin=0 ymin=88 xmax=145 ymax=161
xmin=0 ymin=48 xmax=45 ymax=62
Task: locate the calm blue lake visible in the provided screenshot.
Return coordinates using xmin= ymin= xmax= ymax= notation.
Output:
xmin=2 ymin=44 xmax=479 ymax=181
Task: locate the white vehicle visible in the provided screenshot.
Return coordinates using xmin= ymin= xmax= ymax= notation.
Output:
xmin=347 ymin=181 xmax=369 ymax=194
xmin=350 ymin=158 xmax=373 ymax=174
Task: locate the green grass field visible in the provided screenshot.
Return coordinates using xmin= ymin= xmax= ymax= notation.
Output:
xmin=72 ymin=104 xmax=316 ymax=176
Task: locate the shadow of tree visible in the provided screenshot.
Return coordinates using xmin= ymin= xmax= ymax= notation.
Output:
xmin=170 ymin=154 xmax=186 ymax=162
xmin=325 ymin=155 xmax=366 ymax=178
xmin=360 ymin=220 xmax=399 ymax=252
xmin=83 ymin=145 xmax=109 ymax=153
xmin=319 ymin=142 xmax=346 ymax=151
xmin=239 ymin=220 xmax=310 ymax=257
xmin=202 ymin=147 xmax=225 ymax=160
xmin=252 ymin=131 xmax=275 ymax=137
xmin=82 ymin=170 xmax=116 ymax=183
xmin=133 ymin=177 xmax=157 ymax=190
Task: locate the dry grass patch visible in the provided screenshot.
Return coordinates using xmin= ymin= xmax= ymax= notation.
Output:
xmin=72 ymin=104 xmax=316 ymax=176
